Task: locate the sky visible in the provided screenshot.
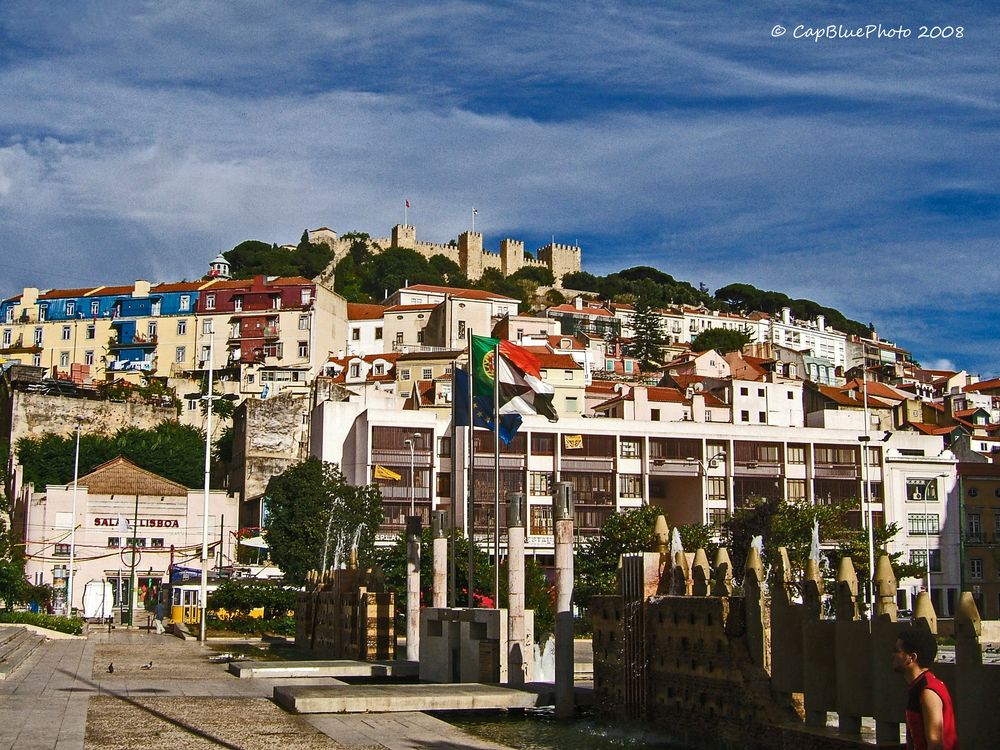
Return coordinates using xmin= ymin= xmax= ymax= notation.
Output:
xmin=1 ymin=1 xmax=998 ymax=375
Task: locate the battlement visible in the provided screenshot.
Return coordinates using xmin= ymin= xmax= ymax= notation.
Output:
xmin=316 ymin=223 xmax=581 ymax=287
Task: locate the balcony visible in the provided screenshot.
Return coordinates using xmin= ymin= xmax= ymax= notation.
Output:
xmin=110 ymin=334 xmax=157 ymax=349
xmin=814 ymin=465 xmax=859 ymax=479
xmin=262 ymin=324 xmax=280 ymax=339
xmin=649 ymin=458 xmax=700 ymax=476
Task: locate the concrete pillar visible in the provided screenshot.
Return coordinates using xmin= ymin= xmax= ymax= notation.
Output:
xmin=431 ymin=510 xmax=448 ymax=609
xmin=552 ymin=481 xmax=575 ymax=718
xmin=506 ymin=492 xmax=527 ymax=687
xmin=406 ymin=516 xmax=422 ymax=662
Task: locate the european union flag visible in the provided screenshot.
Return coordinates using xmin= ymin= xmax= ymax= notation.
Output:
xmin=454 ymin=367 xmax=522 ymax=446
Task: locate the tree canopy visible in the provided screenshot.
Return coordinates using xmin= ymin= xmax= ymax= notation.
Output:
xmin=263 ymin=458 xmax=383 ymax=586
xmin=714 ymin=282 xmax=870 ymax=337
xmin=690 ymin=326 xmax=754 ymax=354
xmin=16 ymin=421 xmax=207 ymax=489
xmin=563 ymin=267 xmax=715 ymax=309
xmin=222 ymin=234 xmax=332 ymax=280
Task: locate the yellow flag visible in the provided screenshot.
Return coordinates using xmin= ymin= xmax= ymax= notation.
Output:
xmin=563 ymin=434 xmax=583 ymax=450
xmin=373 ymin=464 xmax=402 ymax=481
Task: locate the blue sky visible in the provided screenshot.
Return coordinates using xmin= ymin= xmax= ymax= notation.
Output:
xmin=1 ymin=2 xmax=998 ymax=374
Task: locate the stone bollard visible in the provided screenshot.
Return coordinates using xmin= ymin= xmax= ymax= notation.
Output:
xmin=406 ymin=516 xmax=422 ymax=662
xmin=834 ymin=557 xmax=862 ymax=736
xmin=506 ymin=492 xmax=527 ymax=687
xmin=712 ymin=547 xmax=734 ymax=597
xmin=691 ymin=548 xmax=710 ymax=597
xmin=743 ymin=544 xmax=768 ymax=671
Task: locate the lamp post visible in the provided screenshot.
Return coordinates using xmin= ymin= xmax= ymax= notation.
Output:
xmin=66 ymin=415 xmax=84 ymax=617
xmin=403 ymin=433 xmax=422 ymax=517
xmin=686 ymin=450 xmax=727 ymax=519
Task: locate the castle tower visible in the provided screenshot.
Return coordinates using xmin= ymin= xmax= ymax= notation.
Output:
xmin=537 ymin=241 xmax=582 ymax=284
xmin=392 ymin=224 xmax=417 ymax=249
xmin=500 ymin=239 xmax=525 ymax=277
xmin=458 ymin=231 xmax=484 ymax=280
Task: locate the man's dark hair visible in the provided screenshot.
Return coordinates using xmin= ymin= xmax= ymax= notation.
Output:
xmin=898 ymin=628 xmax=937 ymax=667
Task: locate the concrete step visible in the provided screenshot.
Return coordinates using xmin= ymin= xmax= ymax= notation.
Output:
xmin=274 ymin=682 xmax=550 ymax=714
xmin=0 ymin=627 xmax=46 ymax=680
xmin=230 ymin=659 xmax=419 ymax=680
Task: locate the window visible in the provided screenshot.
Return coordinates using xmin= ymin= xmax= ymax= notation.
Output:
xmin=151 ymin=300 xmax=161 ymax=316
xmin=620 ymin=438 xmax=641 ymax=458
xmin=758 ymin=411 xmax=766 ymax=423
xmin=271 ymin=294 xmax=281 ymax=310
xmin=298 ymin=341 xmax=309 ymax=358
xmin=967 ymin=513 xmax=982 ymax=539
xmin=787 ymin=479 xmax=807 ymax=502
xmin=352 ymin=328 xmax=361 ymax=341
xmin=32 ymin=354 xmax=41 ymax=367
xmin=619 ymin=474 xmax=643 ymax=499
xmin=564 ymin=370 xmax=574 ymax=380
xmin=150 ymin=538 xmax=165 ymax=548
xmin=187 ymin=399 xmax=198 ymax=411
xmin=87 ymin=300 xmax=98 ymax=317
xmin=349 ymin=363 xmax=361 ymax=378
xmin=299 ymin=315 xmax=309 ymax=330
xmin=38 ymin=304 xmax=47 ymax=321
xmin=233 ymin=295 xmax=243 ymax=312
xmin=707 ymin=477 xmax=727 ymax=502
xmin=33 ymin=327 xmax=43 ymax=345
xmin=906 ymin=478 xmax=939 ymax=502
xmin=416 ymin=329 xmax=424 ymax=343
xmin=994 ymin=511 xmax=1000 ymax=536
xmin=395 ymin=332 xmax=404 ymax=345
xmin=529 ymin=472 xmax=552 ymax=495
xmin=565 ymin=396 xmax=579 ymax=412
xmin=66 ymin=301 xmax=76 ymax=316
xmin=605 ymin=358 xmax=615 ymax=371
xmin=787 ymin=391 xmax=794 ymax=400
xmin=375 ymin=327 xmax=383 ymax=340
xmin=530 ymin=505 xmax=553 ymax=536
xmin=1 ymin=329 xmax=9 ymax=347
xmin=967 ymin=487 xmax=979 ymax=498
xmin=438 ymin=436 xmax=452 ymax=457
xmin=107 ymin=537 xmax=121 ymax=548
xmin=59 ymin=351 xmax=70 ymax=367
xmin=458 ymin=320 xmax=466 ymax=339
xmin=970 ymin=558 xmax=983 ymax=580
xmin=421 ymin=368 xmax=433 ymax=380
xmin=61 ymin=325 xmax=71 ymax=340
xmin=179 ymin=295 xmax=191 ymax=311
xmin=400 ymin=368 xmax=411 ymax=381
xmin=205 ymin=294 xmax=216 ymax=310
xmin=177 ymin=320 xmax=187 ymax=335
xmin=531 ymin=433 xmax=555 ymax=456
xmin=740 ymin=387 xmax=749 ymax=396
xmin=908 ymin=513 xmax=939 ymax=535
xmin=651 ymin=409 xmax=660 ymax=421
xmin=175 ymin=346 xmax=186 ymax=363
xmin=787 ymin=445 xmax=806 ymax=464
xmin=910 ymin=549 xmax=941 ymax=572
xmin=203 ymin=319 xmax=213 ymax=334
xmin=54 ymin=543 xmax=71 ymax=556
xmin=706 ymin=509 xmax=728 ymax=527
xmin=84 ymin=350 xmax=94 ymax=366
xmin=374 ymin=363 xmax=385 ymax=376
xmin=301 ymin=288 xmax=311 ymax=305
xmin=624 ymin=360 xmax=634 ymax=373
xmin=147 ymin=321 xmax=157 ymax=338
xmin=741 ymin=410 xmax=750 ymax=422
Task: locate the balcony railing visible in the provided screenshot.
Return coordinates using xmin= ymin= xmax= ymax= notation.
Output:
xmin=110 ymin=334 xmax=157 ymax=349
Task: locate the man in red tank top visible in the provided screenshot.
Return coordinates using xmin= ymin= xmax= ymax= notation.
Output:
xmin=893 ymin=628 xmax=959 ymax=749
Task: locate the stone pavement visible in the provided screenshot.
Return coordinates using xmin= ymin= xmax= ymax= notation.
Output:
xmin=0 ymin=629 xmax=517 ymax=750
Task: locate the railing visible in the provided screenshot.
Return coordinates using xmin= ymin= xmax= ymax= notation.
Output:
xmin=814 ymin=465 xmax=859 ymax=479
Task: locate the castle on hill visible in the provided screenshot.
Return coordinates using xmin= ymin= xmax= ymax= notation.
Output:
xmin=306 ymin=224 xmax=582 ymax=285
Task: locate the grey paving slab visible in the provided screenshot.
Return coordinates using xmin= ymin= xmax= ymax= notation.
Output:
xmin=230 ymin=658 xmax=418 ymax=679
xmin=275 ymin=682 xmax=548 ymax=714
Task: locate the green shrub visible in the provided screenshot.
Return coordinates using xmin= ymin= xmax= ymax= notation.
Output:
xmin=207 ymin=579 xmax=296 ymax=619
xmin=206 ymin=615 xmax=295 ymax=637
xmin=0 ymin=611 xmax=84 ymax=635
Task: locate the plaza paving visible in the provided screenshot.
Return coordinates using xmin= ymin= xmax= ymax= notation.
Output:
xmin=0 ymin=628 xmax=515 ymax=750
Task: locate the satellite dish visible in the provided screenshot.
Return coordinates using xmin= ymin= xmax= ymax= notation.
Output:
xmin=693 ymin=382 xmax=704 ymax=393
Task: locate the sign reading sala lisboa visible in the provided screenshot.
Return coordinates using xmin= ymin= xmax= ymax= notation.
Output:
xmin=93 ymin=517 xmax=180 ymax=528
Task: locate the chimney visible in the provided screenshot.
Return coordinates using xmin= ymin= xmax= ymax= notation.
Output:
xmin=133 ymin=280 xmax=150 ymax=298
xmin=574 ymin=296 xmax=583 ymax=310
xmin=691 ymin=393 xmax=706 ymax=423
xmin=781 ymin=307 xmax=791 ymax=325
xmin=816 ymin=314 xmax=825 ymax=332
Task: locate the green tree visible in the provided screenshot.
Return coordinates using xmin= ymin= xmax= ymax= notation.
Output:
xmin=690 ymin=326 xmax=754 ymax=354
xmin=627 ymin=299 xmax=666 ymax=369
xmin=263 ymin=458 xmax=383 ymax=586
xmin=207 ymin=579 xmax=296 ymax=619
xmin=222 ymin=236 xmax=332 ymax=280
xmin=575 ymin=505 xmax=663 ymax=606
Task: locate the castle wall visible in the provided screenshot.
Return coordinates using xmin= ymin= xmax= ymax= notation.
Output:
xmin=316 ymin=224 xmax=581 ymax=286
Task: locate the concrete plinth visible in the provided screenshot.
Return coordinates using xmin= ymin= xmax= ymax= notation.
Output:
xmin=228 ymin=659 xmax=418 ymax=679
xmin=274 ymin=682 xmax=547 ymax=714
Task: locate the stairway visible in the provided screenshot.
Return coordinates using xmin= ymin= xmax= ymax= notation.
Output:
xmin=0 ymin=626 xmax=47 ymax=680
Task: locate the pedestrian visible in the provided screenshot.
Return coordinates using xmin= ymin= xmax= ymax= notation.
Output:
xmin=892 ymin=628 xmax=958 ymax=750
xmin=153 ymin=598 xmax=167 ymax=635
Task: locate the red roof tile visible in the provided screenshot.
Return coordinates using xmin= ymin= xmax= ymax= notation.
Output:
xmin=347 ymin=303 xmax=386 ymax=320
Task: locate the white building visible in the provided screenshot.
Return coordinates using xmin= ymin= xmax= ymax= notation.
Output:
xmin=21 ymin=457 xmax=237 ymax=615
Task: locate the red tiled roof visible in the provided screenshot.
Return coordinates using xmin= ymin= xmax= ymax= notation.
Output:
xmin=546 ymin=304 xmax=614 ymax=317
xmin=521 ymin=348 xmax=581 ymax=370
xmin=965 ymin=378 xmax=1000 ymax=392
xmin=546 ymin=335 xmax=585 ymax=350
xmin=402 ymin=284 xmax=518 ymax=302
xmin=384 ymin=303 xmax=438 ymax=313
xmin=38 ymin=287 xmax=102 ymax=300
xmin=347 ymin=303 xmax=386 ymax=320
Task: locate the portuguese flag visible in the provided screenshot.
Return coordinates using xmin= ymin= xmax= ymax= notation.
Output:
xmin=471 ymin=335 xmax=558 ymax=421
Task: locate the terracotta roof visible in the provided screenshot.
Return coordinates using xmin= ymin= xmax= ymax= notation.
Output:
xmin=954 ymin=408 xmax=988 ymax=418
xmin=521 ymin=348 xmax=581 ymax=369
xmin=546 ymin=335 xmax=585 ymax=350
xmin=347 ymin=303 xmax=386 ymax=320
xmin=546 ymin=304 xmax=614 ymax=317
xmin=152 ymin=281 xmax=210 ymax=292
xmin=816 ymin=385 xmax=891 ymax=409
xmin=76 ymin=456 xmax=190 ymax=495
xmin=38 ymin=287 xmax=102 ymax=300
xmin=401 ymin=284 xmax=518 ymax=302
xmin=413 ymin=380 xmax=436 ymax=406
xmin=965 ymin=378 xmax=1000 ymax=392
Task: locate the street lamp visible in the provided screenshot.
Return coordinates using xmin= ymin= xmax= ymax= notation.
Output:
xmin=66 ymin=416 xmax=84 ymax=617
xmin=183 ymin=335 xmax=237 ymax=641
xmin=686 ymin=450 xmax=727 ymax=518
xmin=403 ymin=433 xmax=423 ymax=517
xmin=918 ymin=473 xmax=949 ymax=600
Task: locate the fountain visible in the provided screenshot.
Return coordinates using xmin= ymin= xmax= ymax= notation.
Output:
xmin=533 ymin=637 xmax=556 ymax=683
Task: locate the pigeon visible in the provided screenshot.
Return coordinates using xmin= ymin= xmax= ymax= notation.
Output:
xmin=107 ymin=663 xmax=114 ymax=674
xmin=140 ymin=661 xmax=153 ymax=670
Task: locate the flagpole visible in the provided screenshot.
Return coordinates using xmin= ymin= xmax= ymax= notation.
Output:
xmin=467 ymin=329 xmax=475 ymax=606
xmin=472 ymin=207 xmax=476 ymax=234
xmin=404 ymin=199 xmax=408 ymax=226
xmin=493 ymin=341 xmax=500 ymax=609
